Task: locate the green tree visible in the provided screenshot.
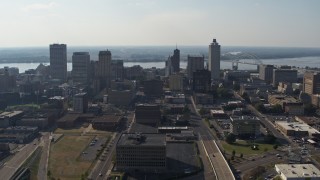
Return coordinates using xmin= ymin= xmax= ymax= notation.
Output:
xmin=182 ymin=105 xmax=190 ymax=114
xmin=264 ymin=134 xmax=277 ymax=144
xmin=304 ymin=104 xmax=317 ymax=115
xmin=47 ymin=170 xmax=51 ymax=177
xmin=255 ymin=102 xmax=266 ymax=113
xmin=232 ymin=150 xmax=236 ymax=156
xmin=225 ymin=133 xmax=236 ymax=144
xmin=233 ymin=84 xmax=240 ymax=91
xmin=240 ymin=153 xmax=243 ymax=158
xmin=270 ymin=104 xmax=283 ymax=113
xmin=273 ymin=144 xmax=278 ymax=150
xmin=199 ymin=108 xmax=207 ymax=115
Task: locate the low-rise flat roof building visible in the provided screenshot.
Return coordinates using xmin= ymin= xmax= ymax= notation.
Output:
xmin=56 ymin=113 xmax=80 ymax=128
xmin=135 ymin=104 xmax=161 ymax=125
xmin=92 ymin=115 xmax=122 ymax=131
xmin=116 ymin=133 xmax=166 ymax=172
xmin=268 ymin=94 xmax=304 ymax=115
xmin=275 ymin=121 xmax=320 ymax=137
xmin=275 ymin=164 xmax=320 ymax=180
xmin=210 ymin=109 xmax=228 ymax=119
xmin=0 ymin=111 xmax=24 ymax=128
xmin=230 ymin=116 xmax=260 ymax=138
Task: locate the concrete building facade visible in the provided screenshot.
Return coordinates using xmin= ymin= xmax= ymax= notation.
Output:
xmin=169 ymin=74 xmax=184 ymax=92
xmin=208 ymin=39 xmax=221 ymax=80
xmin=73 ymin=93 xmax=88 ymax=113
xmin=116 ymin=133 xmax=166 ymax=172
xmin=259 ymin=64 xmax=274 ymax=84
xmin=97 ymin=50 xmax=112 ymax=89
xmin=135 ymin=104 xmax=161 ymax=125
xmin=72 ymin=52 xmax=90 ymax=84
xmin=187 ymin=55 xmax=204 ymax=79
xmin=193 ymin=69 xmax=211 ymax=93
xmin=303 ymin=72 xmax=320 ymax=95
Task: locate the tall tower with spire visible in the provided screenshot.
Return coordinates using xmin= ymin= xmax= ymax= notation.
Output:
xmin=171 ymin=46 xmax=180 ymax=73
xmin=208 ymin=38 xmax=221 ymax=80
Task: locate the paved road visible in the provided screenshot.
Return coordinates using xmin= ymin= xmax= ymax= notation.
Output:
xmin=89 ymin=112 xmax=134 ymax=180
xmin=37 ymin=132 xmax=51 ymax=180
xmin=233 ymin=91 xmax=289 ymax=145
xmin=0 ymin=140 xmax=39 ymax=180
xmin=187 ymin=95 xmax=235 ymax=180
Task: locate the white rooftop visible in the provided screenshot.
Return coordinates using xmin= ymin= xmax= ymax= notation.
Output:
xmin=275 ymin=121 xmax=320 ymax=135
xmin=210 ymin=110 xmax=225 ymax=114
xmin=275 ymin=164 xmax=320 ymax=179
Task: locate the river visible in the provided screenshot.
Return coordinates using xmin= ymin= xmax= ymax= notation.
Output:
xmin=0 ymin=56 xmax=319 ymax=73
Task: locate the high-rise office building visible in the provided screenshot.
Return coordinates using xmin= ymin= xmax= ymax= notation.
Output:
xmin=111 ymin=60 xmax=124 ymax=81
xmin=187 ymin=55 xmax=204 ymax=79
xmin=171 ymin=48 xmax=180 ymax=73
xmin=259 ymin=64 xmax=274 ymax=84
xmin=193 ymin=69 xmax=211 ymax=93
xmin=72 ymin=52 xmax=90 ymax=84
xmin=97 ymin=50 xmax=112 ymax=89
xmin=50 ymin=44 xmax=67 ymax=81
xmin=208 ymin=39 xmax=221 ymax=80
xmin=303 ymin=72 xmax=320 ymax=95
xmin=273 ymin=69 xmax=297 ymax=87
xmin=165 ymin=48 xmax=180 ymax=76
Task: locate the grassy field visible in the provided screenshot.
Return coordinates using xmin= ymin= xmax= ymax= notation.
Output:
xmin=222 ymin=140 xmax=275 ymax=155
xmin=49 ymin=135 xmax=94 ymax=180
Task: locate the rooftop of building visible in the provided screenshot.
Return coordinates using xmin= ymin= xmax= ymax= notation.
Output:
xmin=230 ymin=116 xmax=260 ymax=121
xmin=269 ymin=94 xmax=299 ymax=101
xmin=275 ymin=121 xmax=319 ymax=134
xmin=0 ymin=111 xmax=24 ymax=119
xmin=93 ymin=115 xmax=121 ymax=123
xmin=73 ymin=52 xmax=89 ymax=56
xmin=158 ymin=126 xmax=188 ymax=130
xmin=117 ymin=133 xmax=166 ymax=146
xmin=5 ymin=126 xmax=38 ymax=131
xmin=74 ymin=93 xmax=87 ymax=97
xmin=275 ymin=164 xmax=320 ymax=178
xmin=99 ymin=50 xmax=111 ymax=55
xmin=210 ymin=110 xmax=226 ymax=114
xmin=57 ymin=113 xmax=79 ymax=123
xmin=49 ymin=96 xmax=65 ymax=100
xmin=295 ymin=116 xmax=320 ymax=125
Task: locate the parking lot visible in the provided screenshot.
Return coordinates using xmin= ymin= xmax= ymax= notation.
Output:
xmin=80 ymin=136 xmax=109 ymax=161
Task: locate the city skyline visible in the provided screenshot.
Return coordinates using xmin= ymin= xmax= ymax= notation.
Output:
xmin=0 ymin=0 xmax=320 ymax=47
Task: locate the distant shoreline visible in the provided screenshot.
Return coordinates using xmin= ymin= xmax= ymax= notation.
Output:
xmin=1 ymin=55 xmax=320 ymax=64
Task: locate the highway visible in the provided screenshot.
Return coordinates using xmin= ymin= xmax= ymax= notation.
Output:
xmin=37 ymin=132 xmax=51 ymax=180
xmin=187 ymin=95 xmax=235 ymax=180
xmin=0 ymin=139 xmax=39 ymax=180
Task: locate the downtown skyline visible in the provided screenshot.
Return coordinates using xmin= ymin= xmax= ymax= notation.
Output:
xmin=0 ymin=0 xmax=319 ymax=48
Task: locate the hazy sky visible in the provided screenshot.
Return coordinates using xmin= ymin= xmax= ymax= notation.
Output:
xmin=0 ymin=0 xmax=319 ymax=47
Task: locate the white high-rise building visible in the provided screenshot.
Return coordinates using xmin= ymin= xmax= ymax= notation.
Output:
xmin=50 ymin=44 xmax=67 ymax=81
xmin=208 ymin=39 xmax=221 ymax=80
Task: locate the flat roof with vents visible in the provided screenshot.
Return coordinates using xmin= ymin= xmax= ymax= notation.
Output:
xmin=275 ymin=164 xmax=320 ymax=179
